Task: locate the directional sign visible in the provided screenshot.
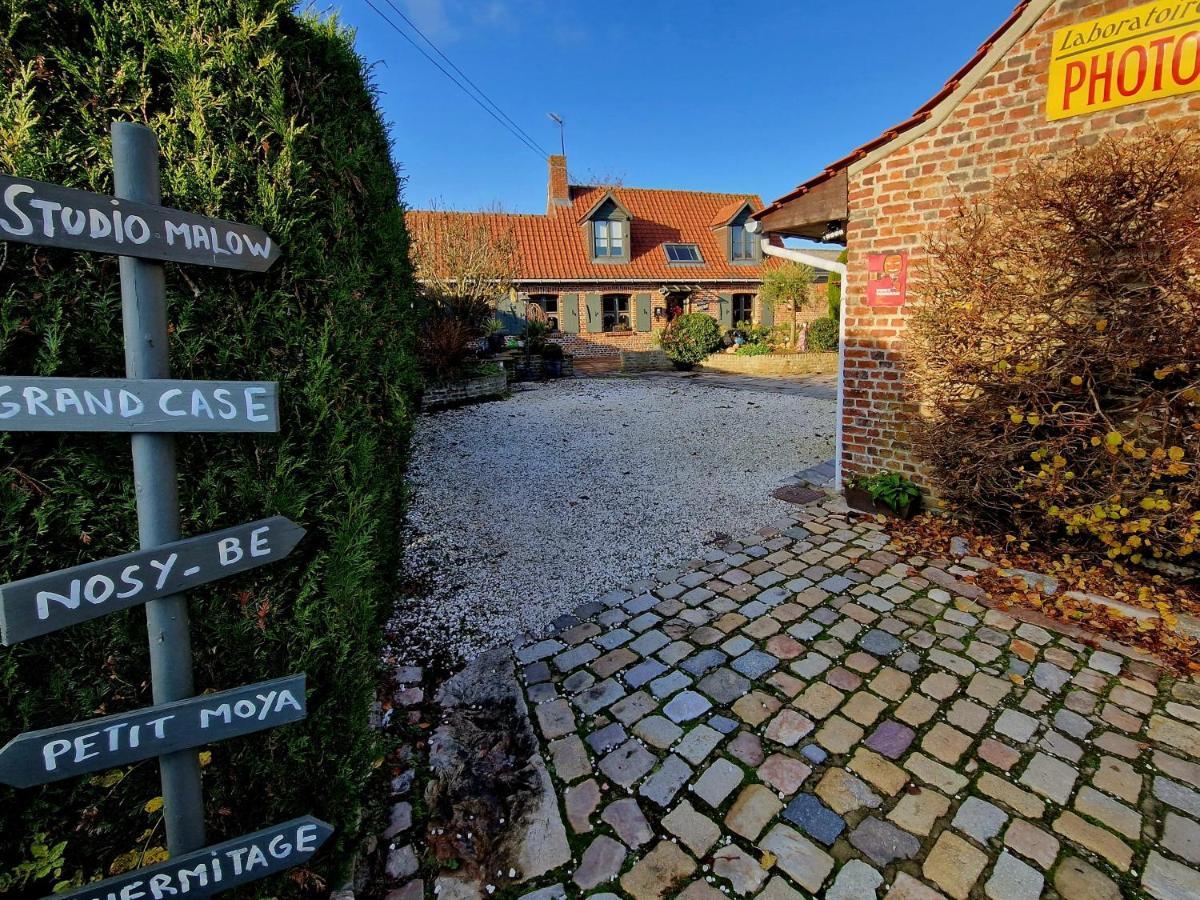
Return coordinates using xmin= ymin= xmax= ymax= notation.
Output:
xmin=0 ymin=674 xmax=306 ymax=788
xmin=48 ymin=816 xmax=333 ymax=900
xmin=0 ymin=174 xmax=280 ymax=271
xmin=0 ymin=377 xmax=278 ymax=433
xmin=0 ymin=516 xmax=304 ymax=645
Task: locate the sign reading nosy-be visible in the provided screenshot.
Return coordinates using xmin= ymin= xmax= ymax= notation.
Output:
xmin=1049 ymin=0 xmax=1200 ymax=120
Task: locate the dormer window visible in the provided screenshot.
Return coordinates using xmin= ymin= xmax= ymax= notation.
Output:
xmin=594 ymin=219 xmax=624 ymax=258
xmin=581 ymin=192 xmax=632 ymax=264
xmin=731 ymin=221 xmax=757 ymax=261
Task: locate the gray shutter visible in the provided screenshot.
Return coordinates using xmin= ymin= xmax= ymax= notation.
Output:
xmin=585 ymin=293 xmax=604 ymax=333
xmin=495 ymin=296 xmax=519 ymax=334
xmin=562 ymin=293 xmax=580 ymax=334
xmin=718 ymin=293 xmax=733 ymax=329
xmin=635 ymin=293 xmax=651 ymax=332
xmin=760 ymin=294 xmax=773 ymax=328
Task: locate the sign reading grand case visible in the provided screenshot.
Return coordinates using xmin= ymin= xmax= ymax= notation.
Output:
xmin=0 ymin=175 xmax=280 ymax=271
xmin=2 ymin=124 xmax=328 ymax=898
xmin=1049 ymin=0 xmax=1200 ymax=120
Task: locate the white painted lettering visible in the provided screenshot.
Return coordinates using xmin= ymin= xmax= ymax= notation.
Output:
xmin=119 ymin=389 xmax=144 ymax=417
xmin=36 ymin=583 xmax=81 ymax=620
xmin=225 ymin=232 xmax=243 ymax=254
xmin=83 ymin=574 xmax=115 ymax=605
xmin=244 ymin=387 xmax=268 ymax=422
xmin=234 ymin=699 xmax=255 ymax=719
xmin=112 ymin=210 xmax=124 ymax=244
xmin=176 ymin=863 xmax=209 ymax=892
xmin=84 ymin=389 xmax=114 ymax=415
xmin=117 ymin=564 xmax=143 ymax=599
xmin=55 ymin=387 xmax=85 ymax=415
xmin=243 ymin=845 xmax=267 ymax=871
xmin=0 ymin=184 xmax=34 ymax=236
xmin=148 ymin=553 xmax=177 ymax=591
xmin=103 ymin=721 xmax=127 ymax=751
xmin=213 ymin=388 xmax=236 ymax=419
xmin=190 ymin=390 xmax=213 ymax=419
xmin=60 ymin=206 xmax=86 ymax=235
xmin=0 ymin=386 xmax=20 ymax=419
xmin=191 ymin=224 xmax=210 ymax=251
xmin=28 ymin=198 xmax=62 ymax=237
xmin=23 ymin=386 xmax=53 ymax=416
xmin=250 ymin=526 xmax=270 ymax=558
xmin=218 ymin=537 xmax=244 ymax=566
xmin=253 ymin=691 xmax=277 ymax=720
xmin=147 ymin=873 xmax=177 ymax=899
xmin=147 ymin=715 xmax=175 ymax=739
xmin=88 ymin=208 xmax=113 ymax=240
xmin=267 ymin=834 xmax=291 ymax=859
xmin=165 ymin=220 xmax=191 ymax=249
xmin=276 ymin=689 xmax=303 ymax=713
xmin=158 ymin=388 xmax=186 ymax=417
xmin=124 ymin=214 xmax=150 ymax=244
xmin=42 ymin=738 xmax=72 ymax=772
xmin=74 ymin=730 xmax=100 ymax=762
xmin=200 ymin=704 xmax=231 ymax=728
xmin=245 ymin=234 xmax=272 ymax=258
xmin=210 ymin=227 xmax=229 ymax=255
xmin=295 ymin=824 xmax=318 ymax=852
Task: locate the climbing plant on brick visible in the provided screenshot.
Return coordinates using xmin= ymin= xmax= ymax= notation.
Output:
xmin=0 ymin=1 xmax=418 ymax=893
xmin=910 ymin=129 xmax=1199 ymax=566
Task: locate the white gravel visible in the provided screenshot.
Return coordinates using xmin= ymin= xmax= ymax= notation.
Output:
xmin=395 ymin=375 xmax=835 ymax=663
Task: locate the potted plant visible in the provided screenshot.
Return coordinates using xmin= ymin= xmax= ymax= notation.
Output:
xmin=485 ymin=318 xmax=506 ymax=354
xmin=846 ymin=471 xmax=922 ymax=519
xmin=542 ymin=342 xmax=565 ymax=378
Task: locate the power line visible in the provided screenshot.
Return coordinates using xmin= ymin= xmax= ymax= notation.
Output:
xmin=379 ymin=0 xmax=553 ymax=159
xmin=362 ymin=0 xmax=550 ymax=163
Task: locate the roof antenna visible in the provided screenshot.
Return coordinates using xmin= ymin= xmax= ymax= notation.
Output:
xmin=548 ymin=113 xmax=566 ymax=157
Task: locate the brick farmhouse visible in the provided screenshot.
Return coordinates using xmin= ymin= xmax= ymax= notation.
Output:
xmin=753 ymin=0 xmax=1200 ymax=488
xmin=408 ymin=157 xmax=833 ymax=373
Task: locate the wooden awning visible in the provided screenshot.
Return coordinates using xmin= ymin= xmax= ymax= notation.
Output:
xmin=754 ymin=170 xmax=847 ymax=241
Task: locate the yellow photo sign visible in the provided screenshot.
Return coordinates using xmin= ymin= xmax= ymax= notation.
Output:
xmin=1048 ymin=0 xmax=1200 ymax=120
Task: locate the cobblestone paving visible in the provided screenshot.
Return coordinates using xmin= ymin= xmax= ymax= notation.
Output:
xmin=513 ymin=501 xmax=1200 ymax=899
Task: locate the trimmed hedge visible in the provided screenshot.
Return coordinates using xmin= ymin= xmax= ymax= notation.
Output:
xmin=0 ymin=1 xmax=418 ymax=894
xmin=807 ymin=317 xmax=838 ymax=351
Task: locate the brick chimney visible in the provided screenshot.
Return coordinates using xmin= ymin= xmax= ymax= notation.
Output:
xmin=547 ymin=155 xmax=570 ymax=212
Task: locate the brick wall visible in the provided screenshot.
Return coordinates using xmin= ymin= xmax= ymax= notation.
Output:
xmin=530 ymin=281 xmax=829 ymax=362
xmin=842 ymin=0 xmax=1200 ymax=485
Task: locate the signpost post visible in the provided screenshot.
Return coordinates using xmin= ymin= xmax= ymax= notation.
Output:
xmin=0 ymin=121 xmax=317 ymax=895
xmin=112 ymin=120 xmax=208 ymax=856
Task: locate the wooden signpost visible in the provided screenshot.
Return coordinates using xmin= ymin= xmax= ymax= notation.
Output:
xmin=0 ymin=377 xmax=279 ymax=432
xmin=0 ymin=121 xmax=328 ymax=897
xmin=0 ymin=674 xmax=307 ymax=787
xmin=52 ymin=817 xmax=334 ymax=900
xmin=0 ymin=175 xmax=281 ymax=271
xmin=0 ymin=516 xmax=305 ymax=644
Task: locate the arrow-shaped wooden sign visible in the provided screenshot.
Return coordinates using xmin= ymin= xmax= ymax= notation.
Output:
xmin=46 ymin=816 xmax=333 ymax=900
xmin=0 ymin=174 xmax=280 ymax=271
xmin=0 ymin=516 xmax=304 ymax=645
xmin=0 ymin=377 xmax=279 ymax=432
xmin=0 ymin=674 xmax=306 ymax=788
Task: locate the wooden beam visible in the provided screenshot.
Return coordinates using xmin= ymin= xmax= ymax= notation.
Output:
xmin=757 ymin=170 xmax=847 ymax=239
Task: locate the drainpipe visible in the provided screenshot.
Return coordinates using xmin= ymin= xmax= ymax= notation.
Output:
xmin=759 ymin=239 xmax=848 ymax=492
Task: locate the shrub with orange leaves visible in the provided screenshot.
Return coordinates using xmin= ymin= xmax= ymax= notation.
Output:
xmin=910 ymin=129 xmax=1200 ymax=565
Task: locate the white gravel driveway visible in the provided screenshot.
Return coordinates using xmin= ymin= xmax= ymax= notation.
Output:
xmin=396 ymin=375 xmax=835 ymax=663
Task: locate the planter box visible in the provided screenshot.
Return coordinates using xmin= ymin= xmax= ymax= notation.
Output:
xmin=423 ymin=372 xmax=508 ymax=409
xmin=698 ymin=351 xmax=839 ymax=377
xmin=511 ymin=353 xmax=575 ymax=382
xmin=845 ymin=486 xmax=921 ymax=519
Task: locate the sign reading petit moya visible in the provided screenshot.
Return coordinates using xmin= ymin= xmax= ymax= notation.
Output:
xmin=1049 ymin=0 xmax=1200 ymax=120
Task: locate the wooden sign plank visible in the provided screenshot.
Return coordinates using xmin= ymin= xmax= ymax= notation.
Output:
xmin=0 ymin=516 xmax=304 ymax=645
xmin=0 ymin=674 xmax=306 ymax=788
xmin=0 ymin=377 xmax=278 ymax=433
xmin=0 ymin=174 xmax=280 ymax=271
xmin=48 ymin=816 xmax=333 ymax=900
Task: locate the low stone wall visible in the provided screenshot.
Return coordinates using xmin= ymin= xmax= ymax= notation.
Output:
xmin=699 ymin=351 xmax=838 ymax=377
xmin=620 ymin=349 xmax=672 ymax=373
xmin=423 ymin=372 xmax=508 ymax=409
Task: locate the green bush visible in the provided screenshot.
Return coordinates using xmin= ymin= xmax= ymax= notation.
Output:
xmin=807 ymin=317 xmax=839 ymax=351
xmin=0 ymin=1 xmax=418 ymax=894
xmin=658 ymin=313 xmax=722 ymax=368
xmin=735 ymin=343 xmax=773 ymax=356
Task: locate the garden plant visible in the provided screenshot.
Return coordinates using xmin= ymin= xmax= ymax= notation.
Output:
xmin=0 ymin=0 xmax=419 ymax=893
xmin=658 ymin=312 xmax=723 ymax=369
xmin=911 ymin=129 xmax=1199 ymax=567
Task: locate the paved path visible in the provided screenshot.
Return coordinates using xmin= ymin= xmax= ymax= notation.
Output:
xmin=511 ymin=500 xmax=1200 ymax=899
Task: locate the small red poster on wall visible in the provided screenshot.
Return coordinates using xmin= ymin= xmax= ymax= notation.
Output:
xmin=866 ymin=251 xmax=908 ymax=307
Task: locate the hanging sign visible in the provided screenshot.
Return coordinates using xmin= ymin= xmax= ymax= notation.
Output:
xmin=865 ymin=251 xmax=908 ymax=307
xmin=0 ymin=674 xmax=306 ymax=788
xmin=1049 ymin=0 xmax=1200 ymax=121
xmin=0 ymin=175 xmax=280 ymax=271
xmin=49 ymin=816 xmax=334 ymax=900
xmin=0 ymin=377 xmax=278 ymax=433
xmin=0 ymin=516 xmax=305 ymax=645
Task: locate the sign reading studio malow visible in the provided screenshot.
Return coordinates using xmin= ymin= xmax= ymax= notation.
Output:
xmin=0 ymin=175 xmax=281 ymax=271
xmin=1049 ymin=0 xmax=1200 ymax=120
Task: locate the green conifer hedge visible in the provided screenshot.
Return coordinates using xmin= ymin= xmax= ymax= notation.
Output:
xmin=0 ymin=1 xmax=418 ymax=893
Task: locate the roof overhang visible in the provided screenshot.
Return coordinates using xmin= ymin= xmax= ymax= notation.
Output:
xmin=753 ymin=170 xmax=848 ymax=241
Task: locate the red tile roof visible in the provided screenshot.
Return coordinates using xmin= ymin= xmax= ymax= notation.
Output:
xmin=755 ymin=1 xmax=1031 ymax=220
xmin=408 ymin=184 xmax=781 ymax=281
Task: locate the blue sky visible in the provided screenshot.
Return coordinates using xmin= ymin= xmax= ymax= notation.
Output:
xmin=319 ymin=0 xmax=1018 ymax=214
